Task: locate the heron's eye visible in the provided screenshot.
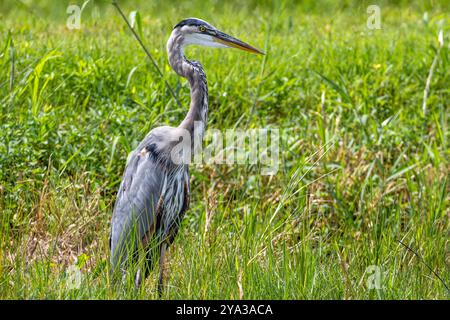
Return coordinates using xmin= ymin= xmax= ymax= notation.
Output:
xmin=199 ymin=26 xmax=206 ymax=32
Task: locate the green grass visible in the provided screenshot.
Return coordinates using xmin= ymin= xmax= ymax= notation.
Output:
xmin=0 ymin=0 xmax=449 ymax=299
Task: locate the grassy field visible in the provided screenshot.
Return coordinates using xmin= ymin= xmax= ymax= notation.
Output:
xmin=0 ymin=0 xmax=449 ymax=299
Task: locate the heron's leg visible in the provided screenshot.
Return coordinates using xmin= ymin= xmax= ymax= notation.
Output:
xmin=157 ymin=242 xmax=168 ymax=297
xmin=143 ymin=243 xmax=159 ymax=278
xmin=130 ymin=244 xmax=143 ymax=288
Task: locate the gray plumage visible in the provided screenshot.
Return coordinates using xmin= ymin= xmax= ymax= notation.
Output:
xmin=110 ymin=127 xmax=191 ymax=274
xmin=109 ymin=17 xmax=263 ymax=295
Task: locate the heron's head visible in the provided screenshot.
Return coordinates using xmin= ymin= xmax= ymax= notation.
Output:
xmin=172 ymin=18 xmax=264 ymax=55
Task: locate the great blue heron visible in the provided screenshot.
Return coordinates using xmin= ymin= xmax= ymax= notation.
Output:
xmin=109 ymin=17 xmax=263 ymax=295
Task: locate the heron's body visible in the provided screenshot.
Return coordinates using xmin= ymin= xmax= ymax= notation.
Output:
xmin=109 ymin=17 xmax=263 ymax=294
xmin=110 ymin=127 xmax=191 ymax=272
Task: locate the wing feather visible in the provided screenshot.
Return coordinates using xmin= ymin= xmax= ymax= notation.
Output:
xmin=110 ymin=139 xmax=165 ymax=270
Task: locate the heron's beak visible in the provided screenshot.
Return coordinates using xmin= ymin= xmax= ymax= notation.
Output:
xmin=213 ymin=30 xmax=264 ymax=55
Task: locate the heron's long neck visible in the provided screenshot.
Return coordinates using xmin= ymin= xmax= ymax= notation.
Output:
xmin=167 ymin=34 xmax=208 ymax=140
